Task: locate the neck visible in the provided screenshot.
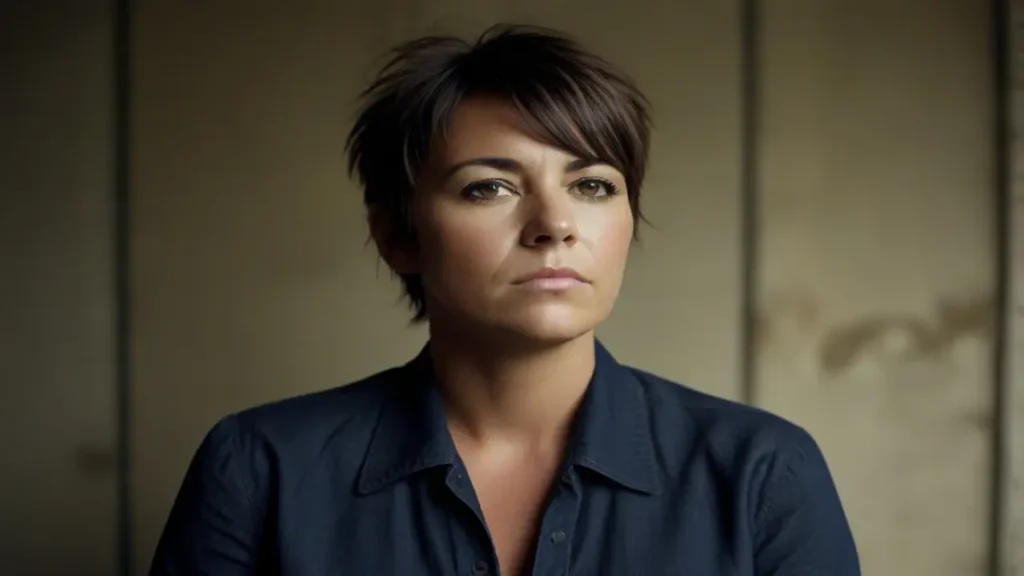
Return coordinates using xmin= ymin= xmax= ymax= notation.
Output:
xmin=426 ymin=324 xmax=596 ymax=445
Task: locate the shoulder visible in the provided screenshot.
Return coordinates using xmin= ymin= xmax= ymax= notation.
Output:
xmin=234 ymin=366 xmax=400 ymax=442
xmin=628 ymin=367 xmax=820 ymax=466
xmin=192 ymin=365 xmax=405 ymax=488
xmin=625 ymin=366 xmax=841 ymax=526
xmin=626 ymin=369 xmax=860 ymax=571
xmin=627 ymin=367 xmax=859 ymax=567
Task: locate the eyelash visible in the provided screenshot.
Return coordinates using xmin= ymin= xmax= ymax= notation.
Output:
xmin=461 ymin=177 xmax=620 ymax=202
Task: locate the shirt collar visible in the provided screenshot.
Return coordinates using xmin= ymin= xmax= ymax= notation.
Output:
xmin=356 ymin=339 xmax=659 ymax=495
xmin=569 ymin=341 xmax=660 ymax=494
xmin=356 ymin=350 xmax=458 ymax=494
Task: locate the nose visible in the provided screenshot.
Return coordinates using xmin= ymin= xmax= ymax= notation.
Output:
xmin=519 ymin=192 xmax=579 ymax=249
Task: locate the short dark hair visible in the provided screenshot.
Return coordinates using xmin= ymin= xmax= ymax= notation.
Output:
xmin=346 ymin=24 xmax=651 ymax=321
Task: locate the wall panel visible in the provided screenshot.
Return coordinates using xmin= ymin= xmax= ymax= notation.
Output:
xmin=0 ymin=1 xmax=118 ymax=574
xmin=756 ymin=1 xmax=996 ymax=574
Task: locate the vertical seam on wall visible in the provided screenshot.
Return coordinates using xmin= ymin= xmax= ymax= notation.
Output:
xmin=113 ymin=0 xmax=133 ymax=574
xmin=990 ymin=0 xmax=1011 ymax=574
xmin=739 ymin=0 xmax=761 ymax=406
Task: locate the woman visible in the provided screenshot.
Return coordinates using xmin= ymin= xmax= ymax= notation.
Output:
xmin=151 ymin=25 xmax=859 ymax=575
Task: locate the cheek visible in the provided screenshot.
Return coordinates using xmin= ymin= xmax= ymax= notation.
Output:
xmin=416 ymin=210 xmax=513 ymax=281
xmin=585 ymin=206 xmax=634 ymax=268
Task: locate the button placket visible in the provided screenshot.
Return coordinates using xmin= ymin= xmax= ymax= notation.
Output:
xmin=445 ymin=465 xmax=498 ymax=576
xmin=531 ymin=475 xmax=581 ymax=575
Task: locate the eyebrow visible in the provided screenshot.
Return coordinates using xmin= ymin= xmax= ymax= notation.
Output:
xmin=441 ymin=156 xmax=603 ymax=179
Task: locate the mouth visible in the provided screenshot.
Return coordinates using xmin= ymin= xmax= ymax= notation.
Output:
xmin=512 ymin=267 xmax=590 ymax=290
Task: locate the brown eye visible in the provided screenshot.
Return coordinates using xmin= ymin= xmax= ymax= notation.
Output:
xmin=574 ymin=178 xmax=618 ymax=198
xmin=463 ymin=180 xmax=515 ymax=201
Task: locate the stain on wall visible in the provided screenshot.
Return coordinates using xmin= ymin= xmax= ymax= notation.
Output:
xmin=758 ymin=292 xmax=995 ymax=374
xmin=819 ymin=296 xmax=994 ymax=373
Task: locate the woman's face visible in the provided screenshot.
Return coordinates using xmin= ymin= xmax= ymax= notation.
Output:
xmin=384 ymin=96 xmax=634 ymax=344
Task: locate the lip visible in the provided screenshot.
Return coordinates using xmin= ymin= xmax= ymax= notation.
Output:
xmin=512 ymin=267 xmax=589 ymax=289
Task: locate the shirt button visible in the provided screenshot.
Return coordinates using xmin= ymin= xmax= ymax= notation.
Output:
xmin=551 ymin=530 xmax=566 ymax=544
xmin=472 ymin=560 xmax=490 ymax=575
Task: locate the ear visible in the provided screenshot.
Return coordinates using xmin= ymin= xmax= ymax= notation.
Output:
xmin=368 ymin=208 xmax=419 ymax=275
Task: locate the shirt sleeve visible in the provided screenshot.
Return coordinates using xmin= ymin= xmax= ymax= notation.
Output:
xmin=149 ymin=415 xmax=266 ymax=576
xmin=753 ymin=427 xmax=861 ymax=575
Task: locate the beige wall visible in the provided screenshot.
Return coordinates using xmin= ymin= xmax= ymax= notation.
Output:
xmin=0 ymin=0 xmax=1005 ymax=574
xmin=1005 ymin=2 xmax=1024 ymax=573
xmin=1009 ymin=150 xmax=1024 ymax=575
xmin=1007 ymin=139 xmax=1024 ymax=575
xmin=0 ymin=1 xmax=118 ymax=574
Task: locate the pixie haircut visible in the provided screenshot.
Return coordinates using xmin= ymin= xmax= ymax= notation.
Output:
xmin=346 ymin=24 xmax=651 ymax=321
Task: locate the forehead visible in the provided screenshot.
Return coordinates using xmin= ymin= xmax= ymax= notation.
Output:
xmin=434 ymin=96 xmax=580 ymax=165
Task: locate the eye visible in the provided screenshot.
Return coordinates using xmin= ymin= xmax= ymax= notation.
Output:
xmin=573 ymin=177 xmax=619 ymax=198
xmin=462 ymin=180 xmax=516 ymax=201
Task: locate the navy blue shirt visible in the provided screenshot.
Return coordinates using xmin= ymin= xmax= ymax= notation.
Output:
xmin=151 ymin=342 xmax=859 ymax=575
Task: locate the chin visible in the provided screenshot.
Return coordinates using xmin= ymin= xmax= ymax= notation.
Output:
xmin=428 ymin=297 xmax=611 ymax=347
xmin=495 ymin=306 xmax=605 ymax=346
